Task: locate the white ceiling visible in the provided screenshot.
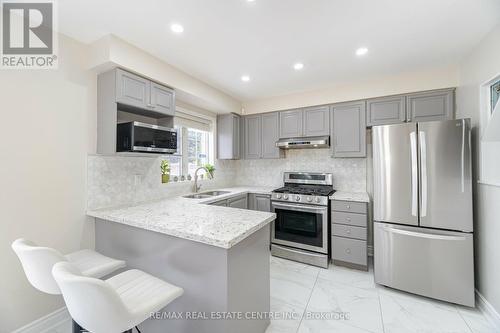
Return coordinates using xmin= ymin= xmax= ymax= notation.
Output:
xmin=58 ymin=0 xmax=500 ymax=102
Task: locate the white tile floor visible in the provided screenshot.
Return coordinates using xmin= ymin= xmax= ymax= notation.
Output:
xmin=267 ymin=256 xmax=497 ymax=333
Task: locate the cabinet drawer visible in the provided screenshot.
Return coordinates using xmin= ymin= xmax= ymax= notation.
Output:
xmin=332 ymin=211 xmax=367 ymax=227
xmin=332 ymin=200 xmax=367 ymax=214
xmin=332 ymin=224 xmax=367 ymax=240
xmin=332 ymin=236 xmax=367 ymax=266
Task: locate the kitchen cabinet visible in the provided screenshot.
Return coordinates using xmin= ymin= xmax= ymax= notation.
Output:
xmin=227 ymin=194 xmax=248 ymax=209
xmin=331 ymin=101 xmax=366 ymax=157
xmin=244 ymin=115 xmax=262 ymax=159
xmin=279 ymin=110 xmax=303 ymax=138
xmin=331 ymin=200 xmax=368 ymax=270
xmin=366 ymin=96 xmax=406 ymax=126
xmin=115 ymin=68 xmax=175 ymax=116
xmin=261 ymin=112 xmax=282 ymax=159
xmin=217 ymin=113 xmax=241 ymax=160
xmin=407 ymin=88 xmax=454 ymax=122
xmin=249 ymin=194 xmax=271 ymax=212
xmin=304 ymin=106 xmax=330 ymax=136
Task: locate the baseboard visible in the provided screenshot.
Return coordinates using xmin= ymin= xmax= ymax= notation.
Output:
xmin=476 ymin=290 xmax=500 ymax=330
xmin=12 ymin=307 xmax=71 ymax=333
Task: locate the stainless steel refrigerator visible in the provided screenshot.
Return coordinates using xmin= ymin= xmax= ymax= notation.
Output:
xmin=373 ymin=118 xmax=474 ymax=307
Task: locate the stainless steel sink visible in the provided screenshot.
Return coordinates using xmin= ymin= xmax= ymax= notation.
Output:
xmin=200 ymin=190 xmax=230 ymax=196
xmin=183 ymin=194 xmax=213 ymax=199
xmin=182 ymin=190 xmax=230 ymax=199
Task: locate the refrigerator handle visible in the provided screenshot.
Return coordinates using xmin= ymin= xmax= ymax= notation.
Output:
xmin=461 ymin=120 xmax=466 ymax=193
xmin=419 ymin=131 xmax=428 ymax=217
xmin=410 ymin=132 xmax=418 ymax=217
xmin=385 ymin=226 xmax=467 ymax=241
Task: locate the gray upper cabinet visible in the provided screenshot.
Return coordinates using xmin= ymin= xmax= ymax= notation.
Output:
xmin=261 ymin=112 xmax=282 ymax=159
xmin=366 ymin=96 xmax=406 ymax=126
xmin=331 ymin=101 xmax=366 ymax=158
xmin=217 ymin=113 xmax=241 ymax=160
xmin=407 ymin=89 xmax=454 ymax=122
xmin=244 ymin=115 xmax=262 ymax=159
xmin=115 ymin=68 xmax=150 ymax=109
xmin=115 ymin=68 xmax=175 ymax=117
xmin=150 ymin=82 xmax=175 ymax=116
xmin=279 ymin=109 xmax=303 ymax=138
xmin=304 ymin=106 xmax=330 ymax=136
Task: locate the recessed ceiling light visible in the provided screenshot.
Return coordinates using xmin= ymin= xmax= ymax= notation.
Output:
xmin=241 ymin=75 xmax=250 ymax=82
xmin=247 ymin=0 xmax=256 ymax=2
xmin=356 ymin=47 xmax=368 ymax=56
xmin=170 ymin=23 xmax=184 ymax=34
xmin=293 ymin=63 xmax=304 ymax=70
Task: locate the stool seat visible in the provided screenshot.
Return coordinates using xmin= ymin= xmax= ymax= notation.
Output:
xmin=53 ymin=262 xmax=184 ymax=333
xmin=107 ymin=269 xmax=184 ymax=326
xmin=65 ymin=249 xmax=125 ymax=279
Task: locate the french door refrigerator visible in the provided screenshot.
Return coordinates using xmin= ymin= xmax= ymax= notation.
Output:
xmin=373 ymin=119 xmax=474 ymax=307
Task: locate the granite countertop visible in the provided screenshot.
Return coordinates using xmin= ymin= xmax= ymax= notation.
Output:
xmin=87 ymin=186 xmax=276 ymax=249
xmin=330 ymin=191 xmax=370 ymax=203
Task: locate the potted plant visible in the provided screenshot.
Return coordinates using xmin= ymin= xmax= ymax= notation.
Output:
xmin=160 ymin=160 xmax=170 ymax=183
xmin=203 ymin=163 xmax=215 ymax=178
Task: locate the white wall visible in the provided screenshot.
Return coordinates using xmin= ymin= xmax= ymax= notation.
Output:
xmin=456 ymin=23 xmax=500 ymax=314
xmin=0 ymin=35 xmax=97 ymax=332
xmin=243 ymin=66 xmax=459 ymax=114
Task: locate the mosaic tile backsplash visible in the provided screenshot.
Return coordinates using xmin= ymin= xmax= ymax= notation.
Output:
xmin=88 ymin=149 xmax=366 ymax=210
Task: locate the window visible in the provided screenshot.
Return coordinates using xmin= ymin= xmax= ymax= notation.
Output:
xmin=491 ymin=80 xmax=500 ymax=114
xmin=164 ymin=109 xmax=214 ymax=179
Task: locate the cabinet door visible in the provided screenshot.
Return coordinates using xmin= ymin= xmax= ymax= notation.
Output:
xmin=366 ymin=96 xmax=406 ymax=126
xmin=150 ymin=82 xmax=175 ymax=116
xmin=331 ymin=102 xmax=366 ymax=157
xmin=304 ymin=106 xmax=330 ymax=136
xmin=245 ymin=115 xmax=262 ymax=159
xmin=228 ymin=195 xmax=248 ymax=209
xmin=115 ymin=68 xmax=150 ymax=109
xmin=407 ymin=89 xmax=454 ymax=122
xmin=261 ymin=112 xmax=281 ymax=159
xmin=217 ymin=113 xmax=240 ymax=160
xmin=279 ymin=109 xmax=303 ymax=138
xmin=254 ymin=194 xmax=271 ymax=212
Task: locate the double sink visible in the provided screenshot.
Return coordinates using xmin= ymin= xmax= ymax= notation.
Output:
xmin=183 ymin=190 xmax=231 ymax=199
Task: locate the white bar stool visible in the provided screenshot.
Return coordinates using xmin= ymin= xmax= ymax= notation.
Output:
xmin=52 ymin=262 xmax=184 ymax=333
xmin=12 ymin=238 xmax=126 ymax=332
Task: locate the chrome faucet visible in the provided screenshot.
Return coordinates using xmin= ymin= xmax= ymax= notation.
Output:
xmin=193 ymin=166 xmax=213 ymax=193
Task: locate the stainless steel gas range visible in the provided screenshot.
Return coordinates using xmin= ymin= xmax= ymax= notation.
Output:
xmin=271 ymin=172 xmax=335 ymax=268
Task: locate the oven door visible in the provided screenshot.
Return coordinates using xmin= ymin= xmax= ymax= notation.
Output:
xmin=271 ymin=201 xmax=328 ymax=254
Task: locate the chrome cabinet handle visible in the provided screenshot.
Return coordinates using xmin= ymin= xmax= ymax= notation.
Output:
xmin=346 ymin=248 xmax=351 ymax=254
xmin=346 ymin=217 xmax=351 ymax=221
xmin=346 ymin=229 xmax=351 ymax=234
xmin=346 ymin=205 xmax=350 ymax=209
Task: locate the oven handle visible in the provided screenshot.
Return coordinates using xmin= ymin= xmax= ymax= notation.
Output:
xmin=271 ymin=201 xmax=328 ymax=213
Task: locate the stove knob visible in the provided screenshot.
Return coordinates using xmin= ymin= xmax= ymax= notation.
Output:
xmin=295 ymin=195 xmax=301 ymax=201
xmin=283 ymin=194 xmax=289 ymax=200
xmin=307 ymin=196 xmax=313 ymax=202
xmin=276 ymin=193 xmax=282 ymax=199
xmin=315 ymin=197 xmax=321 ymax=203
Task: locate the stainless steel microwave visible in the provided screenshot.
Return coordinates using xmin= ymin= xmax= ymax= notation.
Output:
xmin=116 ymin=121 xmax=177 ymax=153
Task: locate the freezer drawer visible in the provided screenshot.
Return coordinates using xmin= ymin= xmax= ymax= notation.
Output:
xmin=374 ymin=222 xmax=474 ymax=307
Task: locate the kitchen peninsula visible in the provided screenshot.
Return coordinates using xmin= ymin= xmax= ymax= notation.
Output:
xmin=87 ymin=188 xmax=276 ymax=333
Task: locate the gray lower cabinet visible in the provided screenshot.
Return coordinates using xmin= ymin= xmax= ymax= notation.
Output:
xmin=228 ymin=195 xmax=248 ymax=209
xmin=217 ymin=113 xmax=241 ymax=160
xmin=249 ymin=194 xmax=271 ymax=212
xmin=279 ymin=109 xmax=303 ymax=138
xmin=244 ymin=115 xmax=262 ymax=159
xmin=210 ymin=200 xmax=228 ymax=207
xmin=115 ymin=68 xmax=175 ymax=116
xmin=331 ymin=200 xmax=368 ymax=270
xmin=304 ymin=106 xmax=330 ymax=136
xmin=331 ymin=101 xmax=366 ymax=157
xmin=366 ymin=96 xmax=406 ymax=126
xmin=407 ymin=88 xmax=454 ymax=122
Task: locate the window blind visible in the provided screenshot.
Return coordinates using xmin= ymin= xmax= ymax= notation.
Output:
xmin=174 ymin=110 xmax=212 ymax=132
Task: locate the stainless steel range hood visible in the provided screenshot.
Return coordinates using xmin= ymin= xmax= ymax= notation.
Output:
xmin=275 ymin=136 xmax=330 ymax=149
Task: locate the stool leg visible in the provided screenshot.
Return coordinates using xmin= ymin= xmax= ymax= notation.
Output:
xmin=72 ymin=319 xmax=89 ymax=333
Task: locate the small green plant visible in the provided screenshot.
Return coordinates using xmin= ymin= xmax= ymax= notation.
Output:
xmin=160 ymin=160 xmax=170 ymax=175
xmin=204 ymin=163 xmax=215 ymax=177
